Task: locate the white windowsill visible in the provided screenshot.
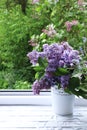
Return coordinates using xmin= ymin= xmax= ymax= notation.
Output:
xmin=0 ymin=105 xmax=87 ymax=129
xmin=0 ymin=90 xmax=87 ymax=106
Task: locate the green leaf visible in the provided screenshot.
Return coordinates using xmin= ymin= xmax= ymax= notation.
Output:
xmin=64 ymin=88 xmax=72 ymax=94
xmin=68 ymin=77 xmax=80 ymax=91
xmin=79 ymin=83 xmax=87 ymax=92
xmin=38 ymin=57 xmax=48 ymax=68
xmin=75 ymin=89 xmax=87 ymax=99
xmin=33 ymin=57 xmax=48 ymax=80
xmin=54 ymin=67 xmax=69 ymax=76
xmin=79 ymin=89 xmax=87 ymax=94
xmin=35 ymin=71 xmax=44 ymax=80
xmin=81 ymin=95 xmax=87 ymax=99
xmin=33 ymin=66 xmax=44 ymax=72
xmin=35 ymin=72 xmax=39 ymax=79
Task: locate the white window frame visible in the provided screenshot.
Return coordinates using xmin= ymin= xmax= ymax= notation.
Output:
xmin=0 ymin=90 xmax=87 ymax=106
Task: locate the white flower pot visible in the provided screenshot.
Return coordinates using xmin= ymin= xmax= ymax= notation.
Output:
xmin=51 ymin=87 xmax=75 ymax=116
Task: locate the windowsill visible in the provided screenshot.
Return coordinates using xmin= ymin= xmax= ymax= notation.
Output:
xmin=0 ymin=94 xmax=87 ymax=106
xmin=0 ymin=92 xmax=87 ymax=128
xmin=0 ymin=90 xmax=87 ymax=106
xmin=0 ymin=105 xmax=87 ymax=129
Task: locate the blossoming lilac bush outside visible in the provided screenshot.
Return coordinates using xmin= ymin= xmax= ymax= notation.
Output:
xmin=27 ymin=42 xmax=87 ymax=98
xmin=27 ymin=0 xmax=87 ymax=98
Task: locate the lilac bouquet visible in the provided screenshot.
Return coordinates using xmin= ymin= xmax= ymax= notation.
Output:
xmin=27 ymin=42 xmax=87 ymax=98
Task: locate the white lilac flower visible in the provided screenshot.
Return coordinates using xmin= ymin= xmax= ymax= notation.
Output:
xmin=42 ymin=24 xmax=57 ymax=37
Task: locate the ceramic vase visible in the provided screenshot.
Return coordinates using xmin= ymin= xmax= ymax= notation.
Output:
xmin=51 ymin=86 xmax=75 ymax=116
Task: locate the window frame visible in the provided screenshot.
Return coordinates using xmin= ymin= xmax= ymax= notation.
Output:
xmin=0 ymin=90 xmax=87 ymax=106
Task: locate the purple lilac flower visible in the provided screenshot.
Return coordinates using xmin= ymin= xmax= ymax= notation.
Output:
xmin=40 ymin=76 xmax=52 ymax=89
xmin=60 ymin=75 xmax=71 ymax=88
xmin=61 ymin=50 xmax=70 ymax=62
xmin=32 ymin=80 xmax=41 ymax=95
xmin=39 ymin=52 xmax=46 ymax=58
xmin=43 ymin=44 xmax=49 ymax=52
xmin=69 ymin=50 xmax=80 ymax=65
xmin=27 ymin=50 xmax=39 ymax=65
xmin=69 ymin=50 xmax=79 ymax=60
xmin=51 ymin=76 xmax=61 ymax=86
xmin=27 ymin=42 xmax=81 ymax=94
xmin=61 ymin=42 xmax=73 ymax=51
xmin=32 ymin=77 xmax=51 ymax=94
xmin=47 ymin=59 xmax=58 ymax=70
xmin=59 ymin=60 xmax=65 ymax=67
xmin=61 ymin=45 xmax=80 ymax=67
xmin=46 ymin=66 xmax=56 ymax=72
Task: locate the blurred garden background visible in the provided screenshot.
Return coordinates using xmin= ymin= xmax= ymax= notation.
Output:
xmin=0 ymin=0 xmax=87 ymax=90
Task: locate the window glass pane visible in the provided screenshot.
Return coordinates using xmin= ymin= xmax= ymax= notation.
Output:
xmin=0 ymin=0 xmax=35 ymax=90
xmin=0 ymin=0 xmax=86 ymax=95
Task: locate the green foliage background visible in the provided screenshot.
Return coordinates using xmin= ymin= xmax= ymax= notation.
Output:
xmin=0 ymin=0 xmax=53 ymax=89
xmin=0 ymin=0 xmax=87 ymax=89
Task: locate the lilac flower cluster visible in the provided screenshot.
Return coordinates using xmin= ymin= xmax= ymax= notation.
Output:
xmin=27 ymin=42 xmax=80 ymax=94
xmin=32 ymin=0 xmax=39 ymax=4
xmin=32 ymin=76 xmax=52 ymax=94
xmin=65 ymin=20 xmax=78 ymax=32
xmin=42 ymin=24 xmax=57 ymax=37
